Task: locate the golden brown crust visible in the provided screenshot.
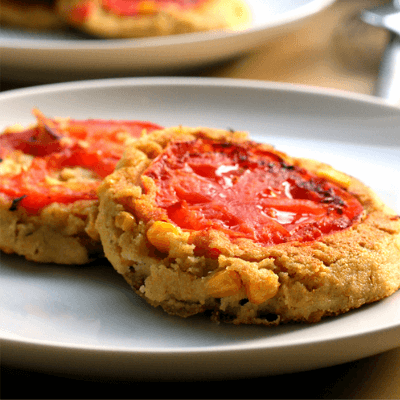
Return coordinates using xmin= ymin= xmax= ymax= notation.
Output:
xmin=96 ymin=126 xmax=400 ymax=324
xmin=0 ymin=194 xmax=102 ymax=264
xmin=0 ymin=0 xmax=66 ymax=31
xmin=55 ymin=0 xmax=251 ymax=38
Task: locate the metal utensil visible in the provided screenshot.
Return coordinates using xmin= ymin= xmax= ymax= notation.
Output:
xmin=360 ymin=1 xmax=400 ymax=104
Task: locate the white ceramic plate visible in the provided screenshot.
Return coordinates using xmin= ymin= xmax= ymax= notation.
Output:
xmin=1 ymin=78 xmax=399 ymax=381
xmin=0 ymin=0 xmax=335 ymax=82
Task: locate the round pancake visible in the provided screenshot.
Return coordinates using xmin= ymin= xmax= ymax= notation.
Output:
xmin=96 ymin=126 xmax=400 ymax=325
xmin=0 ymin=110 xmax=162 ymax=264
xmin=55 ymin=0 xmax=251 ymax=38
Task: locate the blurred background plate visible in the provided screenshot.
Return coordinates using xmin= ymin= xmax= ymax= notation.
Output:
xmin=0 ymin=0 xmax=335 ymax=83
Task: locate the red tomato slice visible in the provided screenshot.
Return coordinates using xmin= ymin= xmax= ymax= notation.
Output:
xmin=143 ymin=138 xmax=364 ymax=247
xmin=101 ymin=0 xmax=205 ymax=16
xmin=0 ymin=110 xmax=162 ymax=213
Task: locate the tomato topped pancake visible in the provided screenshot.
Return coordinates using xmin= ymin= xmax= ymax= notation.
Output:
xmin=96 ymin=126 xmax=400 ymax=324
xmin=0 ymin=110 xmax=162 ymax=264
xmin=55 ymin=0 xmax=251 ymax=38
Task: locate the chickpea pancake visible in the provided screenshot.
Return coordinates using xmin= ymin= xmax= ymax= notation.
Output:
xmin=55 ymin=0 xmax=251 ymax=38
xmin=96 ymin=126 xmax=400 ymax=324
xmin=0 ymin=110 xmax=162 ymax=264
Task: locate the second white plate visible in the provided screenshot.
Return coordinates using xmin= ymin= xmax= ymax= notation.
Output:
xmin=1 ymin=0 xmax=335 ymax=82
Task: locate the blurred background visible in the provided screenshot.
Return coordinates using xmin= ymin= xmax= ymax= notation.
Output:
xmin=0 ymin=0 xmax=396 ymax=99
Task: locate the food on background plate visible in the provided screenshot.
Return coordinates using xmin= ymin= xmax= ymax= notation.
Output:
xmin=96 ymin=126 xmax=400 ymax=325
xmin=0 ymin=109 xmax=162 ymax=264
xmin=1 ymin=0 xmax=252 ymax=37
xmin=55 ymin=0 xmax=251 ymax=38
xmin=0 ymin=0 xmax=66 ymax=31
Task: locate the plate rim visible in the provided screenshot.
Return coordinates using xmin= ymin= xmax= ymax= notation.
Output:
xmin=1 ymin=76 xmax=400 ymax=112
xmin=1 ymin=307 xmax=399 ymax=354
xmin=0 ymin=76 xmax=399 ymax=359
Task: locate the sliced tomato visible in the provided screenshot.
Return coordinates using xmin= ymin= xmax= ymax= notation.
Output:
xmin=0 ymin=110 xmax=162 ymax=213
xmin=143 ymin=138 xmax=364 ymax=247
xmin=101 ymin=0 xmax=205 ymax=16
